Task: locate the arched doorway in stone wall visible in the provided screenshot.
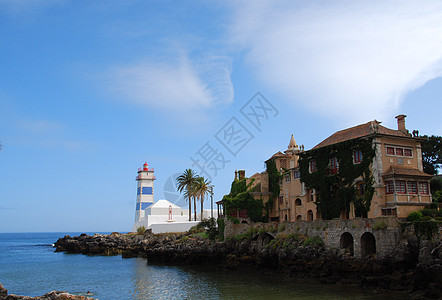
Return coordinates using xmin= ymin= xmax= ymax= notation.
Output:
xmin=296 ymin=215 xmax=302 ymax=221
xmin=340 ymin=232 xmax=354 ymax=256
xmin=307 ymin=210 xmax=313 ymax=221
xmin=361 ymin=232 xmax=376 ymax=258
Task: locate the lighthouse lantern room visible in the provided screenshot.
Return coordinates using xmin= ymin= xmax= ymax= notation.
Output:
xmin=135 ymin=162 xmax=156 ymax=222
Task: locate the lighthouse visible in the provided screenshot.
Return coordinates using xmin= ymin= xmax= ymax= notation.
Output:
xmin=134 ymin=162 xmax=156 ymax=222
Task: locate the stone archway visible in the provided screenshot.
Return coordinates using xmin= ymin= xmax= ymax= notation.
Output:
xmin=361 ymin=232 xmax=376 ymax=258
xmin=307 ymin=210 xmax=313 ymax=221
xmin=340 ymin=232 xmax=354 ymax=256
xmin=295 ymin=198 xmax=302 ymax=206
xmin=296 ymin=215 xmax=302 ymax=221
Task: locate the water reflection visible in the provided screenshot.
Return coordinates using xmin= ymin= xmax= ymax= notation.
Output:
xmin=131 ymin=259 xmax=220 ymax=299
xmin=130 ymin=259 xmax=406 ymax=300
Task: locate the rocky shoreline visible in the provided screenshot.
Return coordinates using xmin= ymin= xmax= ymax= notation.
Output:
xmin=0 ymin=283 xmax=96 ymax=300
xmin=53 ymin=230 xmax=442 ymax=299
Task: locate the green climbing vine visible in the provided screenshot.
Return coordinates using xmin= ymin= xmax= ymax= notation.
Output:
xmin=299 ymin=137 xmax=376 ymax=220
xmin=265 ymin=159 xmax=282 ymax=215
xmin=222 ymin=178 xmax=265 ymax=222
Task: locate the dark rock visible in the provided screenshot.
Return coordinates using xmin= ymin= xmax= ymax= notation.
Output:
xmin=0 ymin=284 xmax=7 ymax=298
xmin=0 ymin=283 xmax=96 ymax=300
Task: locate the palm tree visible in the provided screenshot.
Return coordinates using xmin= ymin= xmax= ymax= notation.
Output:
xmin=176 ymin=169 xmax=198 ymax=222
xmin=194 ymin=176 xmax=212 ymax=221
xmin=187 ymin=182 xmax=198 ymax=221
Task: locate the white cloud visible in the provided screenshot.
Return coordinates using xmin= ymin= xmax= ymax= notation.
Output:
xmin=106 ymin=54 xmax=233 ymax=114
xmin=230 ymin=0 xmax=442 ymax=124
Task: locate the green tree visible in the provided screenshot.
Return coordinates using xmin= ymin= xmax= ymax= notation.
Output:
xmin=430 ymin=177 xmax=442 ymax=203
xmin=420 ymin=135 xmax=442 ymax=175
xmin=194 ymin=176 xmax=212 ymax=221
xmin=176 ymin=169 xmax=198 ymax=222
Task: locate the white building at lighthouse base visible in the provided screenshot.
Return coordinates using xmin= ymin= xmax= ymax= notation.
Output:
xmin=132 ymin=199 xmax=216 ymax=234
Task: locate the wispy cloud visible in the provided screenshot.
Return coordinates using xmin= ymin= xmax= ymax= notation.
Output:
xmin=0 ymin=206 xmax=15 ymax=210
xmin=104 ymin=53 xmax=233 ymax=116
xmin=230 ymin=0 xmax=442 ymax=124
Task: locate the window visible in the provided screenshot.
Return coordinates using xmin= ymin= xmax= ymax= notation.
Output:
xmin=280 ymin=159 xmax=287 ymax=169
xmin=382 ymin=208 xmax=397 ymax=216
xmin=407 ymin=181 xmax=417 ymax=194
xmin=386 ymin=181 xmax=394 ymax=194
xmin=293 ymin=169 xmax=300 ymax=179
xmin=329 ymin=157 xmax=338 ymax=174
xmin=309 ymin=160 xmax=316 ymax=173
xmin=284 ymin=173 xmax=291 ymax=183
xmin=419 ymin=182 xmax=429 ymax=195
xmin=387 ymin=147 xmax=395 ymax=155
xmin=396 ymin=180 xmax=406 ymax=194
xmin=386 ymin=145 xmax=413 ymax=157
xmin=358 ymin=183 xmax=366 ymax=196
xmin=279 ymin=195 xmax=284 ymax=204
xmin=353 ymin=150 xmax=363 ymax=164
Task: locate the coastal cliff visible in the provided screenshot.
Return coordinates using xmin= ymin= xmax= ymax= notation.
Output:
xmin=54 ymin=228 xmax=442 ymax=299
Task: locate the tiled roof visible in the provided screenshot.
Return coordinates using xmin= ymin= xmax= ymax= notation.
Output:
xmin=313 ymin=121 xmax=410 ymax=149
xmin=268 ymin=151 xmax=286 ymax=160
xmin=383 ymin=166 xmax=433 ymax=178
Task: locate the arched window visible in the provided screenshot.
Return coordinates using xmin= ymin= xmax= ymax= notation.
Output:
xmin=295 ymin=198 xmax=302 ymax=206
xmin=307 ymin=210 xmax=313 ymax=221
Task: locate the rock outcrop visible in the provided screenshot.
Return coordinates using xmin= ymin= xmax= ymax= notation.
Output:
xmin=54 ymin=230 xmax=442 ymax=299
xmin=0 ymin=283 xmax=96 ymax=300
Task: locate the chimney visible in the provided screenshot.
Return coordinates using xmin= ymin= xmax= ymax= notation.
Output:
xmin=238 ymin=170 xmax=245 ymax=180
xmin=395 ymin=114 xmax=407 ymax=134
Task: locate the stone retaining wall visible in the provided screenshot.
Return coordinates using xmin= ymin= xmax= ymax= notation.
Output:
xmin=225 ymin=217 xmax=403 ymax=259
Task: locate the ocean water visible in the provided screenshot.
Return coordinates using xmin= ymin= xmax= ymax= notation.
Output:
xmin=0 ymin=232 xmax=405 ymax=300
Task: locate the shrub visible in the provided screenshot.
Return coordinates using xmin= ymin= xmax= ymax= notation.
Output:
xmin=188 ymin=225 xmax=205 ymax=234
xmin=407 ymin=211 xmax=423 ymax=222
xmin=421 ymin=209 xmax=438 ymax=217
xmin=258 ymin=227 xmax=267 ymax=234
xmin=269 ymin=226 xmax=277 ymax=233
xmin=278 ymin=224 xmax=286 ymax=232
xmin=217 ymin=218 xmax=225 ymax=240
xmin=193 ymin=231 xmax=209 ymax=239
xmin=302 ymin=236 xmax=324 ymax=248
xmin=429 ymin=202 xmax=438 ymax=209
xmin=136 ymin=225 xmax=146 ymax=235
xmin=413 ymin=220 xmax=440 ymax=240
xmin=373 ymin=221 xmax=387 ymax=230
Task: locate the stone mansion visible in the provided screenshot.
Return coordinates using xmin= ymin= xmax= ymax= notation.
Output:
xmin=242 ymin=115 xmax=433 ymax=222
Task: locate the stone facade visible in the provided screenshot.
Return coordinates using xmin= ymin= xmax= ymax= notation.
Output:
xmin=225 ymin=217 xmax=404 ymax=259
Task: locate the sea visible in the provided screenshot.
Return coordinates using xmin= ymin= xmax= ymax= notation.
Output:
xmin=0 ymin=232 xmax=406 ymax=300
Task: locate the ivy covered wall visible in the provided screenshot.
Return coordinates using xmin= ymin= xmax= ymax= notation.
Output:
xmin=298 ymin=138 xmax=376 ymax=220
xmin=222 ymin=178 xmax=265 ymax=222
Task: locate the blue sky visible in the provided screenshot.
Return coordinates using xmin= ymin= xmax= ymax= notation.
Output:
xmin=1 ymin=0 xmax=441 ymax=233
